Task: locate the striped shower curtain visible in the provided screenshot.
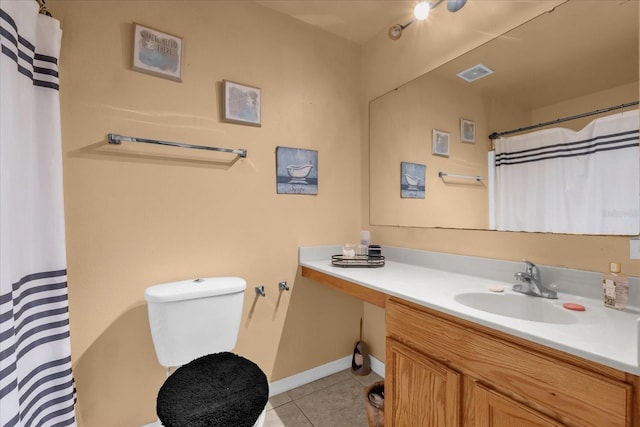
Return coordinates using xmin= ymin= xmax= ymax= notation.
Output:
xmin=0 ymin=1 xmax=76 ymax=426
xmin=494 ymin=109 xmax=640 ymax=234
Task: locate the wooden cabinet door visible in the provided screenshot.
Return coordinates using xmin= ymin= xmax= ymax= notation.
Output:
xmin=475 ymin=383 xmax=566 ymax=427
xmin=386 ymin=338 xmax=461 ymax=427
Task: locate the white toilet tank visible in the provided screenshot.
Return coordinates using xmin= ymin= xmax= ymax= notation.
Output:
xmin=145 ymin=277 xmax=246 ymax=368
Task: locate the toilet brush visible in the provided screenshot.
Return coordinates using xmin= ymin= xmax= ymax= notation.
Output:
xmin=351 ymin=318 xmax=371 ymax=376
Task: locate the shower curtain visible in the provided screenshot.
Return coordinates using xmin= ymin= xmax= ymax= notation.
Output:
xmin=494 ymin=109 xmax=640 ymax=234
xmin=0 ymin=1 xmax=76 ymax=426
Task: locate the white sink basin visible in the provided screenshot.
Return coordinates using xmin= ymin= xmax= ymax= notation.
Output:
xmin=454 ymin=291 xmax=578 ymax=324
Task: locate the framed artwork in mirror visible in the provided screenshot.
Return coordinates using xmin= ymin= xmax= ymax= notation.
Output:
xmin=401 ymin=162 xmax=426 ymax=199
xmin=461 ymin=119 xmax=475 ymax=143
xmin=432 ymin=129 xmax=450 ymax=157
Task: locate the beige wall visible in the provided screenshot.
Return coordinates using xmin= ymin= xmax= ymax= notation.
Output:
xmin=50 ymin=1 xmax=365 ymax=425
xmin=533 ymin=82 xmax=639 ymax=130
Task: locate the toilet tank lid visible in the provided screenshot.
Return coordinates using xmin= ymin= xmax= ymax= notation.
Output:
xmin=145 ymin=277 xmax=247 ymax=303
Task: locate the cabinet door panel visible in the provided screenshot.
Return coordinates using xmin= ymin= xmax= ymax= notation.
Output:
xmin=386 ymin=299 xmax=632 ymax=427
xmin=386 ymin=338 xmax=461 ymax=427
xmin=475 ymin=383 xmax=566 ymax=427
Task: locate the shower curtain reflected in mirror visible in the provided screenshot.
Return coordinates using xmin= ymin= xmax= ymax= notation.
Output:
xmin=494 ymin=110 xmax=640 ymax=235
xmin=0 ymin=1 xmax=77 ymax=426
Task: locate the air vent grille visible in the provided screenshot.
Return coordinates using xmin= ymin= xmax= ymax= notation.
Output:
xmin=457 ymin=64 xmax=494 ymax=82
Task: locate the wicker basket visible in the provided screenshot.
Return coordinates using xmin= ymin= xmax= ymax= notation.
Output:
xmin=364 ymin=381 xmax=384 ymax=427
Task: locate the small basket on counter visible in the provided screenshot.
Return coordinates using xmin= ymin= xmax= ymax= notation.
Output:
xmin=331 ymin=254 xmax=385 ymax=268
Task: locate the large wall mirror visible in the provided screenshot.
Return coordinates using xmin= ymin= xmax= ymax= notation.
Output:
xmin=370 ymin=0 xmax=639 ymax=234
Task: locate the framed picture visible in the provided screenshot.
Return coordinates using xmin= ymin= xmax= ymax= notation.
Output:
xmin=461 ymin=119 xmax=476 ymax=143
xmin=276 ymin=146 xmax=318 ymax=195
xmin=222 ymin=80 xmax=261 ymax=127
xmin=132 ymin=23 xmax=183 ymax=82
xmin=401 ymin=162 xmax=426 ymax=199
xmin=432 ymin=129 xmax=450 ymax=157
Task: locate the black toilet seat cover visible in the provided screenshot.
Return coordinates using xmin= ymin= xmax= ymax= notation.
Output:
xmin=157 ymin=352 xmax=268 ymax=427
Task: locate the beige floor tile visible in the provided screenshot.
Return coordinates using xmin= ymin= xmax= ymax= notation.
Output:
xmin=294 ymin=377 xmax=370 ymax=427
xmin=265 ymin=369 xmax=383 ymax=426
xmin=352 ymin=370 xmax=383 ymax=387
xmin=266 ymin=392 xmax=293 ymax=410
xmin=287 ymin=370 xmax=353 ymax=400
xmin=264 ymin=401 xmax=312 ymax=427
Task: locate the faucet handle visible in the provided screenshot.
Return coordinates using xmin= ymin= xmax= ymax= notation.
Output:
xmin=523 ymin=259 xmax=536 ymax=273
xmin=522 ymin=259 xmax=540 ymax=280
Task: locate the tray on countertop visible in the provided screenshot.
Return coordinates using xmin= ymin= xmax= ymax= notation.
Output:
xmin=331 ymin=254 xmax=385 ymax=268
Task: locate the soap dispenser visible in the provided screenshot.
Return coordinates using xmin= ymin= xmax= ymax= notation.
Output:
xmin=602 ymin=262 xmax=629 ymax=311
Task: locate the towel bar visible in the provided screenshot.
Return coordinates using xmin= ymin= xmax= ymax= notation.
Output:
xmin=439 ymin=171 xmax=484 ymax=182
xmin=107 ymin=133 xmax=247 ymax=158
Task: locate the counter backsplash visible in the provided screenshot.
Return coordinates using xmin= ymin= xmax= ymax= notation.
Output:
xmin=299 ymin=245 xmax=640 ymax=309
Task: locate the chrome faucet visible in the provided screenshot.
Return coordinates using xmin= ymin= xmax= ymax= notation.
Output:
xmin=513 ymin=259 xmax=557 ymax=299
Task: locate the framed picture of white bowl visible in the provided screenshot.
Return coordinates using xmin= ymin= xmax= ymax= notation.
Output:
xmin=276 ymin=146 xmax=318 ymax=195
xmin=460 ymin=118 xmax=475 ymax=143
xmin=132 ymin=23 xmax=183 ymax=82
xmin=432 ymin=129 xmax=450 ymax=157
xmin=401 ymin=162 xmax=426 ymax=199
xmin=222 ymin=80 xmax=261 ymax=127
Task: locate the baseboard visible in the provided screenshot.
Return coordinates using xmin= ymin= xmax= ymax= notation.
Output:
xmin=268 ymin=355 xmax=385 ymax=397
xmin=369 ymin=355 xmax=384 ymax=378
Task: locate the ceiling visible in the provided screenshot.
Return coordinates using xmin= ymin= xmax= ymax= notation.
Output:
xmin=431 ymin=0 xmax=639 ymax=110
xmin=254 ymin=0 xmax=417 ymax=45
xmin=256 ymin=0 xmax=639 ymax=110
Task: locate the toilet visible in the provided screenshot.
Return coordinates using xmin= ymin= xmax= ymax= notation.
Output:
xmin=143 ymin=277 xmax=268 ymax=427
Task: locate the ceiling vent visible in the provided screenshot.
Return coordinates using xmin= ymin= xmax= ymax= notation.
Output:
xmin=457 ymin=64 xmax=494 ymax=82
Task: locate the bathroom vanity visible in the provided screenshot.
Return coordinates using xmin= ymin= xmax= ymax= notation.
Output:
xmin=299 ymin=246 xmax=640 ymax=427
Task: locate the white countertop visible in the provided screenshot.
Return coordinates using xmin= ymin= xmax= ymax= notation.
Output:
xmin=299 ymin=246 xmax=640 ymax=375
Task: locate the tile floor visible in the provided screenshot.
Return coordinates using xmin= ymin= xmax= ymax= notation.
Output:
xmin=264 ymin=369 xmax=384 ymax=427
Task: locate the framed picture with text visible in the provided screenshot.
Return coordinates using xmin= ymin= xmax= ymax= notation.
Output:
xmin=401 ymin=162 xmax=426 ymax=199
xmin=132 ymin=23 xmax=183 ymax=82
xmin=276 ymin=146 xmax=318 ymax=195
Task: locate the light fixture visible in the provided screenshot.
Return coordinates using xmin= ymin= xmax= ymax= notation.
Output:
xmin=388 ymin=0 xmax=468 ymax=40
xmin=414 ymin=2 xmax=431 ymax=20
xmin=388 ymin=22 xmax=412 ymax=41
xmin=447 ymin=0 xmax=468 ymax=12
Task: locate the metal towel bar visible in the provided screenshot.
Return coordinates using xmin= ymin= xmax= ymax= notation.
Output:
xmin=439 ymin=171 xmax=484 ymax=182
xmin=107 ymin=133 xmax=247 ymax=158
